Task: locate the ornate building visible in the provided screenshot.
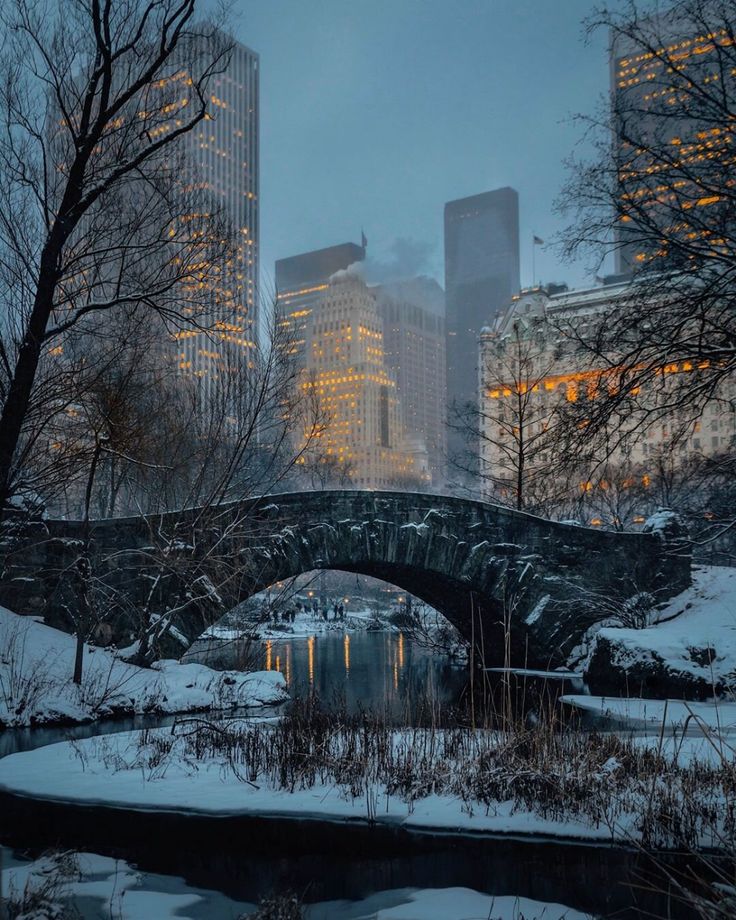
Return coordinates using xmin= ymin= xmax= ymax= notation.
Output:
xmin=479 ymin=280 xmax=736 ymax=521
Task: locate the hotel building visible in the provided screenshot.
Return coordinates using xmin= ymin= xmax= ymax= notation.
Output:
xmin=479 ymin=281 xmax=736 ymax=521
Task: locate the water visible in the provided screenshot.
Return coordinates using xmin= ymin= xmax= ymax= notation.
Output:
xmin=187 ymin=628 xmax=587 ymax=725
xmin=259 ymin=630 xmax=467 ymax=718
xmin=0 ymin=630 xmax=687 ymax=919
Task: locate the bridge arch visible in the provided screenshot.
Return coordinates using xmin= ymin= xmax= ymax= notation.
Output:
xmin=231 ymin=515 xmax=506 ymax=646
xmin=203 ymin=491 xmax=690 ymax=667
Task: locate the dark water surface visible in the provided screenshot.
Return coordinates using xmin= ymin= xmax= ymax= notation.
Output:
xmin=0 ymin=631 xmax=688 ymax=919
xmin=244 ymin=629 xmax=468 ymax=717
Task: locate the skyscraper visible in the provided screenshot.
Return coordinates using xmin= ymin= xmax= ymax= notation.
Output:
xmin=444 ymin=187 xmax=520 ymax=472
xmin=610 ymin=11 xmax=735 ymax=275
xmin=275 ymin=241 xmax=365 ymax=369
xmin=175 ymin=40 xmax=259 ymax=386
xmin=300 ymin=273 xmax=429 ymax=489
xmin=374 ymin=277 xmax=447 ymax=483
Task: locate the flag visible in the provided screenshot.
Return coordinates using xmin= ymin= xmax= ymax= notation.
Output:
xmin=533 ymin=235 xmax=544 ymax=245
xmin=361 ymin=230 xmax=368 ymax=249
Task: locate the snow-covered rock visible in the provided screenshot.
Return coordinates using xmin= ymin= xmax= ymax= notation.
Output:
xmin=642 ymin=508 xmax=688 ymax=543
xmin=584 ymin=566 xmax=736 ymax=699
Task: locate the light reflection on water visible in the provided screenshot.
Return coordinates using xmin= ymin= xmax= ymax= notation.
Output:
xmin=256 ymin=630 xmax=465 ymax=718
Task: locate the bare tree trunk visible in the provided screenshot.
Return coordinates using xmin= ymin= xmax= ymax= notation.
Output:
xmin=0 ymin=261 xmax=61 ymax=509
xmin=72 ymin=438 xmax=103 ymax=685
xmin=72 ymin=569 xmax=91 ymax=686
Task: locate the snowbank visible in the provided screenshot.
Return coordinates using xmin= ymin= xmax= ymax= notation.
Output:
xmin=0 ymin=851 xmax=590 ymax=920
xmin=0 ymin=724 xmax=730 ymax=847
xmin=0 ymin=730 xmax=626 ymax=841
xmin=585 ymin=566 xmax=736 ymax=698
xmin=355 ymin=888 xmax=590 ymax=920
xmin=0 ymin=605 xmax=287 ymax=728
xmin=1 ymin=851 xmax=206 ymax=920
xmin=562 ymin=695 xmax=736 ymax=733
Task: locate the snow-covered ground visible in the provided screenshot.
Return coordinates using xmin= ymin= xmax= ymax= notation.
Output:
xmin=362 ymin=888 xmax=592 ymax=920
xmin=0 ymin=850 xmax=592 ymax=919
xmin=0 ymin=605 xmax=287 ymax=728
xmin=203 ymin=606 xmax=382 ymax=641
xmin=1 ymin=851 xmax=209 ymax=920
xmin=584 ymin=565 xmax=736 ymax=696
xmin=0 ymin=723 xmax=730 ymax=848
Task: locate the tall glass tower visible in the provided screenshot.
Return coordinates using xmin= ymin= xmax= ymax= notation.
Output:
xmin=176 ymin=39 xmax=259 ymax=389
xmin=444 ymin=187 xmax=520 ymax=476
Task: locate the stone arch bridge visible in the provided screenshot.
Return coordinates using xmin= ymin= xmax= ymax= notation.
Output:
xmin=0 ymin=491 xmax=691 ymax=668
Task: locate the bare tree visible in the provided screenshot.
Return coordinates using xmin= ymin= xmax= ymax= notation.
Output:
xmin=575 ymin=459 xmax=652 ymax=531
xmin=557 ymin=0 xmax=736 ymax=450
xmin=0 ymin=0 xmax=234 ymax=514
xmin=458 ymin=318 xmax=566 ymax=512
xmin=294 ymin=453 xmax=355 ymax=490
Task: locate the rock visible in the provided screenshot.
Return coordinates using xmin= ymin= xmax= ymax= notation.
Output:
xmin=586 ymin=633 xmax=725 ymax=700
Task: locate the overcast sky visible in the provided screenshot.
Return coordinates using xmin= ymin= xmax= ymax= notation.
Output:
xmin=230 ymin=0 xmax=617 ymax=294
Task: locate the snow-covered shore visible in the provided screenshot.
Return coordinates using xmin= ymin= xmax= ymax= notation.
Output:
xmin=0 ymin=850 xmax=592 ymax=920
xmin=0 ymin=605 xmax=287 ymax=728
xmin=0 ymin=722 xmax=731 ymax=849
xmin=201 ymin=606 xmax=387 ymax=642
xmin=562 ymin=694 xmax=736 ymax=732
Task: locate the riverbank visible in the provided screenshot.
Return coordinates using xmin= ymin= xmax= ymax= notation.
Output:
xmin=0 ymin=604 xmax=287 ymax=728
xmin=202 ymin=606 xmax=390 ymax=642
xmin=0 ymin=846 xmax=599 ymax=920
xmin=1 ymin=706 xmax=733 ymax=851
xmin=562 ymin=694 xmax=736 ymax=732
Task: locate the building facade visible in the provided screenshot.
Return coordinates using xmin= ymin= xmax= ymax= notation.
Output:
xmin=175 ymin=40 xmax=260 ymax=389
xmin=300 ymin=273 xmax=429 ymax=489
xmin=374 ymin=277 xmax=447 ymax=482
xmin=444 ymin=188 xmax=520 ymax=473
xmin=479 ymin=281 xmax=736 ymax=523
xmin=275 ymin=241 xmax=366 ymax=370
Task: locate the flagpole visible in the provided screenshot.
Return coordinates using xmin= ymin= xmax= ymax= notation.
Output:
xmin=532 ymin=234 xmax=536 ymax=287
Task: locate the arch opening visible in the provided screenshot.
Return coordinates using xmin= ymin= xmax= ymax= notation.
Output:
xmin=187 ymin=569 xmax=471 ymax=717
